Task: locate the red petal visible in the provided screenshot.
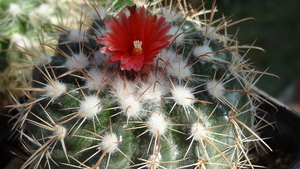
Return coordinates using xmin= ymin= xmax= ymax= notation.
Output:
xmin=133 ymin=61 xmax=143 ymax=71
xmin=108 ymin=54 xmax=123 ymax=62
xmin=121 ymin=61 xmax=134 ymax=70
xmin=100 ymin=46 xmax=111 ymax=53
xmin=121 ymin=54 xmax=131 ymax=63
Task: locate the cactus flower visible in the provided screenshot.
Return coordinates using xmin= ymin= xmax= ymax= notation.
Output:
xmin=97 ymin=5 xmax=172 ymax=71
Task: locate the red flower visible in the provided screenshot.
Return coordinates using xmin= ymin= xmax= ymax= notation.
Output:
xmin=97 ymin=5 xmax=172 ymax=71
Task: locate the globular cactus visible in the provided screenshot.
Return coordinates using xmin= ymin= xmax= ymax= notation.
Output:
xmin=9 ymin=0 xmax=272 ymax=168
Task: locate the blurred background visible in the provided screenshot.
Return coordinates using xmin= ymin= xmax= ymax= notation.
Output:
xmin=201 ymin=0 xmax=300 ymax=112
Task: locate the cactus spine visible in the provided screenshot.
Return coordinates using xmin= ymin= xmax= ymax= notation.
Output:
xmin=9 ymin=0 xmax=271 ymax=168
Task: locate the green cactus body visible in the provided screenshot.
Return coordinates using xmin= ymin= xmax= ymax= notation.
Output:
xmin=11 ymin=1 xmax=271 ymax=168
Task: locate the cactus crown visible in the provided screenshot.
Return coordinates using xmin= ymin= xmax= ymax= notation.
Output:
xmin=8 ymin=0 xmax=272 ymax=169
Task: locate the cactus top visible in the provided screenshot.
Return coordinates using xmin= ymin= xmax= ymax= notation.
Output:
xmin=97 ymin=5 xmax=172 ymax=71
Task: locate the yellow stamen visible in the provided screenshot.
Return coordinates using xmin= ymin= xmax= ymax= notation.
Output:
xmin=133 ymin=40 xmax=142 ymax=51
xmin=131 ymin=40 xmax=144 ymax=58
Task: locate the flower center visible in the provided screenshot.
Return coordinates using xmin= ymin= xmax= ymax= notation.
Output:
xmin=131 ymin=40 xmax=144 ymax=57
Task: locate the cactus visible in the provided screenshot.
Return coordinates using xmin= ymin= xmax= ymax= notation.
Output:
xmin=9 ymin=0 xmax=272 ymax=168
xmin=0 ymin=0 xmax=84 ymax=109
